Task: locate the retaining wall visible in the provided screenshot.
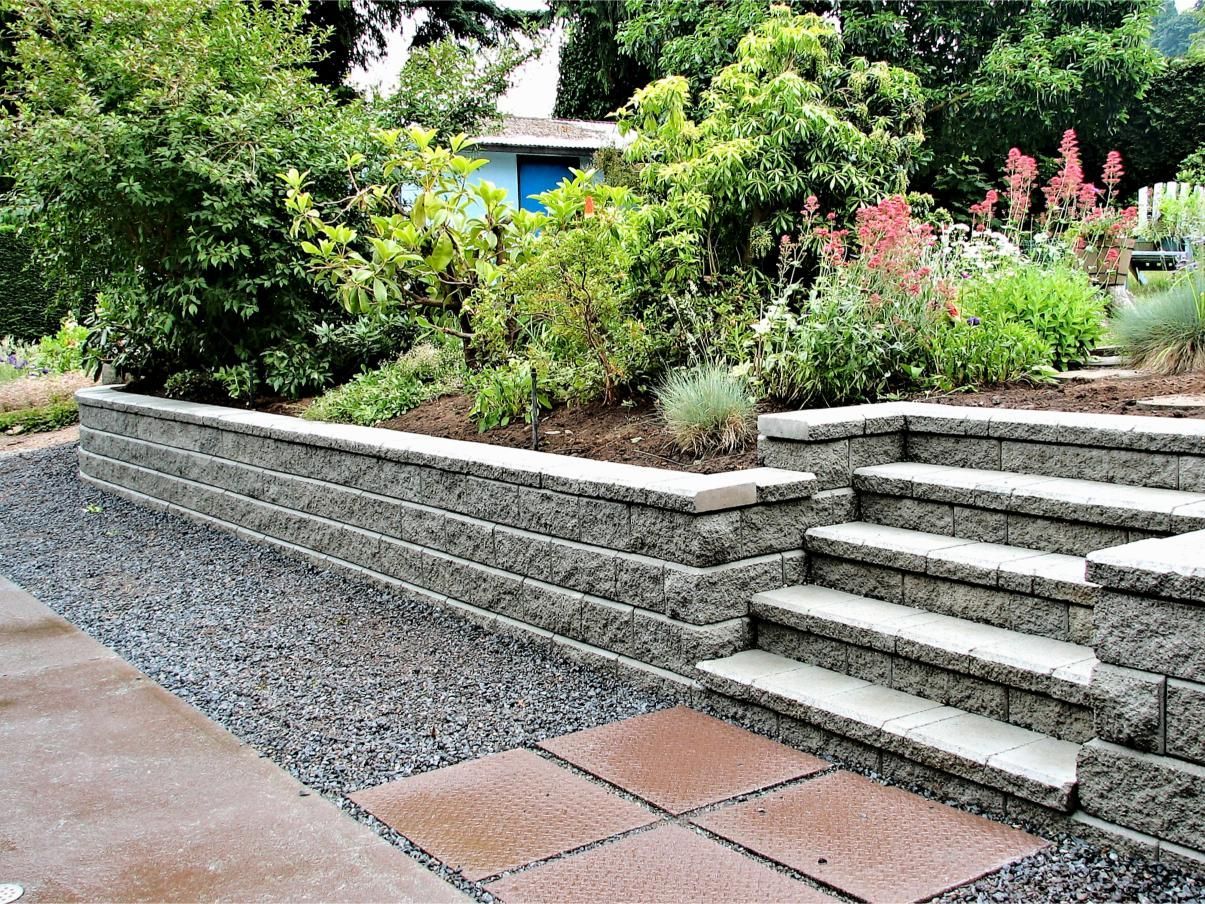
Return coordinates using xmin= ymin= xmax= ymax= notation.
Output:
xmin=75 ymin=387 xmax=856 ymax=690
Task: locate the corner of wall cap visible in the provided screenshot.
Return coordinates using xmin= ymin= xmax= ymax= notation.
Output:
xmin=75 ymin=384 xmax=124 ymax=402
xmin=642 ymin=471 xmax=759 ymax=513
xmin=759 ymin=402 xmax=908 ymax=441
xmin=1088 ymin=530 xmax=1205 ymax=573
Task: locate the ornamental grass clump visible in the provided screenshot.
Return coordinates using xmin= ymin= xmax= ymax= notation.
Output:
xmin=1113 ymin=275 xmax=1205 ymax=375
xmin=656 ymin=363 xmax=755 ymax=456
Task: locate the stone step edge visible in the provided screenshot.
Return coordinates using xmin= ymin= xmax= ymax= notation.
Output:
xmin=697 ymin=650 xmax=1079 ymax=812
xmin=853 ymin=463 xmax=1205 ymax=534
xmin=752 ymin=585 xmax=1095 ymax=706
xmin=805 ymin=522 xmax=1098 ymax=606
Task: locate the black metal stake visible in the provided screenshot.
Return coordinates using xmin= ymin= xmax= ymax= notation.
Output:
xmin=530 ymin=365 xmax=539 ymax=451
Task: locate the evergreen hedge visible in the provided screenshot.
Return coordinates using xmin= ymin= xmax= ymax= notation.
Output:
xmin=0 ymin=225 xmax=70 ymax=342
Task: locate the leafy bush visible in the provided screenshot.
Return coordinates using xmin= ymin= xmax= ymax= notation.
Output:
xmin=2 ymin=0 xmax=370 ymax=397
xmin=0 ymin=226 xmax=74 ymax=342
xmin=162 ymin=370 xmax=229 ymax=405
xmin=1113 ymin=274 xmax=1205 ymax=375
xmin=467 ymin=359 xmax=556 ymax=432
xmin=925 ymin=319 xmax=1053 ymax=391
xmin=0 ymin=397 xmax=78 ymax=434
xmin=29 ymin=317 xmax=89 ymax=374
xmin=656 ymin=363 xmax=755 ymax=456
xmin=956 ymin=265 xmax=1106 ymax=370
xmin=304 ymin=343 xmax=463 ymax=426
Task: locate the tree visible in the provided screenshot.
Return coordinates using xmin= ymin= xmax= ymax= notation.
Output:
xmin=1151 ymin=0 xmax=1205 ymax=56
xmin=618 ymin=9 xmax=924 ymax=289
xmin=375 ymin=37 xmax=531 ymax=137
xmin=1115 ymin=56 xmax=1205 ymax=191
xmin=274 ymin=0 xmax=544 ymax=91
xmin=608 ymin=0 xmax=1163 ymax=208
xmin=553 ymin=1 xmax=649 ymax=120
xmin=0 ymin=0 xmax=372 ymax=397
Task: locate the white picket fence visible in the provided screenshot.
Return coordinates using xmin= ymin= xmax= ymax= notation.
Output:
xmin=1136 ymin=181 xmax=1205 ymax=231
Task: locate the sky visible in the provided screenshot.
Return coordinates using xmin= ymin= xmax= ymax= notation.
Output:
xmin=348 ymin=0 xmax=562 ymax=118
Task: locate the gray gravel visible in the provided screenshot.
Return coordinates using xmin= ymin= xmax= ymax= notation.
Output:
xmin=2 ymin=443 xmax=1203 ymax=903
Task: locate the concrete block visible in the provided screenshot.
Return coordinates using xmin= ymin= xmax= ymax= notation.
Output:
xmin=1092 ymin=663 xmax=1165 ymax=752
xmin=614 ymin=552 xmax=665 ymax=612
xmin=906 ymin=433 xmax=1001 ymax=470
xmin=1008 ymin=688 xmax=1093 ymax=742
xmin=1095 ymin=590 xmax=1205 ymax=683
xmin=582 ymin=498 xmax=630 ymax=550
xmin=515 ymin=487 xmax=580 ymax=540
xmin=579 ymin=596 xmax=634 ymax=656
xmin=878 ymin=752 xmax=1007 ymax=814
xmin=1167 ymin=678 xmax=1205 ymax=765
xmin=953 ymin=506 xmax=1008 ymax=543
xmin=1078 ymin=739 xmax=1205 ymax=850
xmin=663 ymin=555 xmax=779 ymax=624
xmin=422 ymin=469 xmax=518 ymax=525
xmin=1001 ymin=440 xmax=1178 ymax=489
xmin=850 ymin=432 xmax=905 ymax=473
xmin=494 ymin=527 xmax=552 ymax=581
xmin=1005 ymin=512 xmax=1129 ymax=557
xmin=549 ymin=541 xmax=617 ymax=599
xmin=440 ymin=513 xmax=495 ymax=566
xmin=1087 ymin=532 xmax=1205 ymax=605
xmin=739 ymin=498 xmax=816 ymax=558
xmin=782 ymin=550 xmax=808 ymax=586
xmin=779 ymin=716 xmax=882 ymax=771
xmin=810 ymin=555 xmax=904 ymax=604
xmin=860 ymin=494 xmax=954 ymax=535
xmin=629 ymin=506 xmax=741 ymax=567
xmin=630 ymin=609 xmax=683 ymax=670
xmin=757 ymin=622 xmax=849 ymax=672
xmin=758 ymin=436 xmax=851 ymax=488
xmin=374 ymin=536 xmax=426 ymax=584
xmin=513 ymin=578 xmax=583 ymax=638
xmin=681 ymin=618 xmax=753 ymax=670
xmin=1181 ymin=455 xmax=1205 ymax=493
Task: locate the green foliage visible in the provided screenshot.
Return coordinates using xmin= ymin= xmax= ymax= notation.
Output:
xmin=553 ymin=1 xmax=650 ymax=120
xmin=0 ymin=397 xmax=78 ymax=434
xmin=1 ymin=0 xmax=371 ymax=397
xmin=471 ymin=197 xmax=650 ymax=405
xmin=375 ymin=38 xmax=530 ymax=139
xmin=1178 ymin=145 xmax=1205 ymax=183
xmin=304 ymin=341 xmax=463 ymax=425
xmin=285 ymin=127 xmax=543 ymax=352
xmin=925 ymin=319 xmax=1054 ymax=392
xmin=956 ymin=265 xmax=1108 ymax=369
xmin=162 ymin=369 xmax=228 ymax=404
xmin=1151 ymin=0 xmax=1205 ymax=57
xmin=0 ymin=225 xmax=73 ymax=342
xmin=1117 ymin=57 xmax=1205 ymax=193
xmin=466 ymin=358 xmax=555 ymax=432
xmin=655 ymin=362 xmax=754 ymax=455
xmin=1113 ymin=273 xmax=1205 ymax=374
xmin=29 ymin=317 xmax=89 ymax=373
xmin=617 ymin=9 xmax=924 ymax=293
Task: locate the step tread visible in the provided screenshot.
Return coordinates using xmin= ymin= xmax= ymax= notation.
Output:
xmin=805 ymin=521 xmax=1098 ymax=604
xmin=697 ymin=650 xmax=1080 ymax=810
xmin=855 ymin=462 xmax=1205 ymax=532
xmin=753 ymin=585 xmax=1096 ymax=702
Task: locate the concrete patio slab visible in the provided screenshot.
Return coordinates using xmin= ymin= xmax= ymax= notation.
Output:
xmin=0 ymin=577 xmax=466 ymax=903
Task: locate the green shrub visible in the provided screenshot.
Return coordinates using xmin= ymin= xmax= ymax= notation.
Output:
xmin=162 ymin=370 xmax=229 ymax=404
xmin=0 ymin=226 xmax=74 ymax=342
xmin=1113 ymin=274 xmax=1205 ymax=375
xmin=29 ymin=317 xmax=89 ymax=374
xmin=304 ymin=343 xmax=463 ymax=426
xmin=0 ymin=397 xmax=78 ymax=434
xmin=3 ymin=0 xmax=371 ymax=396
xmin=925 ymin=319 xmax=1054 ymax=391
xmin=656 ymin=363 xmax=755 ymax=456
xmin=467 ymin=359 xmax=556 ymax=432
xmin=956 ymin=265 xmax=1106 ymax=369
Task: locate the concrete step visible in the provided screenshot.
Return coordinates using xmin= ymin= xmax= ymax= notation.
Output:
xmin=697 ymin=650 xmax=1080 ymax=812
xmin=753 ymin=585 xmax=1095 ymax=741
xmin=855 ymin=462 xmax=1205 ymax=555
xmin=804 ymin=522 xmax=1097 ymax=644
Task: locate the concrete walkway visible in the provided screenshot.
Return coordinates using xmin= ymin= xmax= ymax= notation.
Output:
xmin=0 ymin=577 xmax=465 ymax=903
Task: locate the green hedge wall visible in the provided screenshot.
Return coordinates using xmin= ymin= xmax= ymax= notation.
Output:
xmin=0 ymin=225 xmax=72 ymax=342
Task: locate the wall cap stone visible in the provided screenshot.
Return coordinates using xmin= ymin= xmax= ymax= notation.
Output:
xmin=1087 ymin=531 xmax=1205 ymax=603
xmin=77 ymin=386 xmax=815 ymax=514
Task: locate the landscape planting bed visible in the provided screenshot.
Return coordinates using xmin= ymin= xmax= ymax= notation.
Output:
xmin=924 ymin=371 xmax=1205 ymax=418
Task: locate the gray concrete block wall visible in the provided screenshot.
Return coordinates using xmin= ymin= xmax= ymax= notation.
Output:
xmin=76 ymin=388 xmax=834 ymax=682
xmin=1078 ymin=534 xmax=1205 ymax=862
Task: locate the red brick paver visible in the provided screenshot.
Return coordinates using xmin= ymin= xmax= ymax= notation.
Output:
xmin=486 ymin=823 xmax=839 ymax=903
xmin=0 ymin=578 xmax=465 ymax=903
xmin=693 ymin=770 xmax=1048 ymax=902
xmin=351 ymin=748 xmax=657 ymax=881
xmin=538 ymin=705 xmax=828 ymax=814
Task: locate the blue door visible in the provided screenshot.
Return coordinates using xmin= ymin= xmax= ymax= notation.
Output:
xmin=517 ymin=155 xmax=581 ymax=212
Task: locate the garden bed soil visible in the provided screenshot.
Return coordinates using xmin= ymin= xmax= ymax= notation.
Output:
xmin=920 ymin=371 xmax=1205 ymax=418
xmin=378 ymin=395 xmax=761 ymax=474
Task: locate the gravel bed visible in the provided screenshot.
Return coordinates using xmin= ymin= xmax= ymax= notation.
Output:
xmin=2 ymin=444 xmax=1203 ymax=903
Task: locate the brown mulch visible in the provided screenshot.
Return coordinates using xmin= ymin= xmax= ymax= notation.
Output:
xmin=0 ymin=424 xmax=80 ymax=455
xmin=918 ymin=371 xmax=1205 ymax=419
xmin=379 ymin=395 xmax=760 ymax=474
xmin=0 ymin=372 xmax=94 ymax=413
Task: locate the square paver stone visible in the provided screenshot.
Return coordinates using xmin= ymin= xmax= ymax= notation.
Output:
xmin=538 ymin=706 xmax=828 ymax=815
xmin=486 ymin=823 xmax=837 ymax=903
xmin=692 ymin=771 xmax=1047 ymax=902
xmin=350 ymin=749 xmax=656 ymax=881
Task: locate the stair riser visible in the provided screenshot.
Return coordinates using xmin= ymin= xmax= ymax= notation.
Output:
xmin=859 ymin=493 xmax=1164 ymax=558
xmin=757 ymin=621 xmax=1092 ymax=743
xmin=699 ymin=666 xmax=1077 ymax=812
xmin=809 ymin=554 xmax=1094 ymax=645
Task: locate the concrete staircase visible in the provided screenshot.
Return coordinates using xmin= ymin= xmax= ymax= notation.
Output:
xmin=699 ymin=461 xmax=1205 ymax=818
